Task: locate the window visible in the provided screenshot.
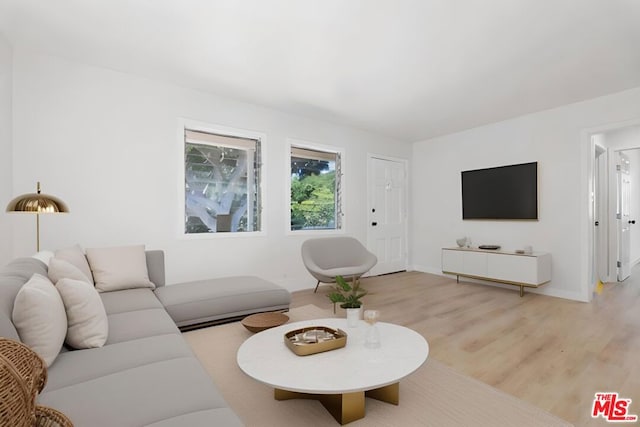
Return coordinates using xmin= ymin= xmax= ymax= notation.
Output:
xmin=290 ymin=144 xmax=342 ymax=231
xmin=184 ymin=129 xmax=261 ymax=233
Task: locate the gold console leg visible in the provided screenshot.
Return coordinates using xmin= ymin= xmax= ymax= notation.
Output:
xmin=520 ymin=285 xmax=524 ymax=297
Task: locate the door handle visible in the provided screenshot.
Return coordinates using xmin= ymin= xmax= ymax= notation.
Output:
xmin=595 ymin=221 xmax=599 ymax=226
xmin=629 ymin=220 xmax=636 ymax=224
xmin=371 ymin=222 xmax=378 ymax=226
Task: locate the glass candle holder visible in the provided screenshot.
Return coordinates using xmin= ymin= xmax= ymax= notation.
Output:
xmin=364 ymin=310 xmax=381 ymax=349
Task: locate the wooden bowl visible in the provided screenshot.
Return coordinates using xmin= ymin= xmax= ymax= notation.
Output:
xmin=241 ymin=312 xmax=289 ymax=333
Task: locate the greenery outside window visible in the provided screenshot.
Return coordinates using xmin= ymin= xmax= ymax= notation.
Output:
xmin=184 ymin=129 xmax=261 ymax=233
xmin=290 ymin=145 xmax=342 ymax=231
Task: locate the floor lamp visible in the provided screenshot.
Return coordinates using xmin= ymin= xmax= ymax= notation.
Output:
xmin=6 ymin=182 xmax=69 ymax=252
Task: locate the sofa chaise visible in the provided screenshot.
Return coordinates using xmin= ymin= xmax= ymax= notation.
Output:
xmin=0 ymin=249 xmax=291 ymax=426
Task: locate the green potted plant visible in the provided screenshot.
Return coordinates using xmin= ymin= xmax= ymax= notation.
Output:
xmin=327 ymin=275 xmax=367 ymax=327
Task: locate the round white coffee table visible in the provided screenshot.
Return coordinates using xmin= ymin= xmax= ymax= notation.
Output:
xmin=237 ymin=318 xmax=428 ymax=424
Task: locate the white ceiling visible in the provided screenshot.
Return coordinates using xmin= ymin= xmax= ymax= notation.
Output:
xmin=1 ymin=0 xmax=639 ymax=141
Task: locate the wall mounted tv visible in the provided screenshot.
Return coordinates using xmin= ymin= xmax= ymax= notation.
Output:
xmin=461 ymin=162 xmax=538 ymax=220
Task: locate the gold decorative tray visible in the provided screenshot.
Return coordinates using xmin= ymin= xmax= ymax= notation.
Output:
xmin=284 ymin=326 xmax=347 ymax=356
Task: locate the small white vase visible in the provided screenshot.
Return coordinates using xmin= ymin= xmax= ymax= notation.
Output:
xmin=346 ymin=307 xmax=361 ymax=328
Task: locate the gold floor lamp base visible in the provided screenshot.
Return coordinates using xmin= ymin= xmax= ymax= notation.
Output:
xmin=274 ymin=382 xmax=399 ymax=425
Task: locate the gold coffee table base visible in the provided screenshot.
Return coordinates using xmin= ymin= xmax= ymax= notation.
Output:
xmin=274 ymin=382 xmax=399 ymax=425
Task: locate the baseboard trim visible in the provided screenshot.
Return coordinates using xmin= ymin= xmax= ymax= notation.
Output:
xmin=410 ymin=265 xmax=442 ymax=275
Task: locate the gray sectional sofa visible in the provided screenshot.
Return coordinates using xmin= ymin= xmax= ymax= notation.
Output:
xmin=0 ymin=250 xmax=291 ymax=426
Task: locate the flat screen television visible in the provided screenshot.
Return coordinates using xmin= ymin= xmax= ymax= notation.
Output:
xmin=461 ymin=162 xmax=538 ymax=220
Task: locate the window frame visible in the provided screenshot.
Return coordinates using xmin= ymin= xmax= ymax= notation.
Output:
xmin=178 ymin=119 xmax=267 ymax=239
xmin=286 ymin=138 xmax=345 ymax=235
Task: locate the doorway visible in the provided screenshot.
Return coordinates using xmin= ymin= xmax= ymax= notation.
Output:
xmin=367 ymin=155 xmax=408 ymax=276
xmin=588 ymin=124 xmax=640 ymax=297
xmin=615 ymin=148 xmax=640 ymax=280
xmin=616 ymin=151 xmax=632 ymax=281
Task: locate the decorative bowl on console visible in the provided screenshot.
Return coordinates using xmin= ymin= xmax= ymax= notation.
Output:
xmin=456 ymin=237 xmax=467 ymax=247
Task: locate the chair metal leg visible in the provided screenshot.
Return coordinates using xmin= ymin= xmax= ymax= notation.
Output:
xmin=313 ymin=281 xmax=321 ymax=293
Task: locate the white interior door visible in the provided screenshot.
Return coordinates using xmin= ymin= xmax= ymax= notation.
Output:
xmin=593 ymin=146 xmax=608 ymax=286
xmin=617 ymin=152 xmax=631 ymax=281
xmin=367 ymin=156 xmax=407 ymax=275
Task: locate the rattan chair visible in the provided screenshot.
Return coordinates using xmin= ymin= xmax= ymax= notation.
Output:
xmin=0 ymin=338 xmax=73 ymax=427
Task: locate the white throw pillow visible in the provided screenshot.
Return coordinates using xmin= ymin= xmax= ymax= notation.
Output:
xmin=12 ymin=274 xmax=67 ymax=367
xmin=48 ymin=257 xmax=92 ymax=285
xmin=55 ymin=245 xmax=94 ymax=284
xmin=86 ymin=245 xmax=155 ymax=292
xmin=56 ymin=278 xmax=109 ymax=349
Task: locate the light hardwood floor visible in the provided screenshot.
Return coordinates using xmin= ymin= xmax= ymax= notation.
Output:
xmin=291 ymin=270 xmax=640 ymax=426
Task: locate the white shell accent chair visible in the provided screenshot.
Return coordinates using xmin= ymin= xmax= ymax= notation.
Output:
xmin=301 ymin=237 xmax=378 ymax=293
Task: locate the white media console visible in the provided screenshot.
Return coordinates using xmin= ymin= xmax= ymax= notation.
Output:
xmin=441 ymin=247 xmax=551 ymax=297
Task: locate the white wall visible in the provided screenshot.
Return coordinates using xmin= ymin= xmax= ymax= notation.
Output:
xmin=10 ymin=50 xmax=411 ymax=290
xmin=606 ymin=126 xmax=640 ymax=151
xmin=0 ymin=34 xmax=12 ymax=266
xmin=411 ymin=86 xmax=640 ymax=301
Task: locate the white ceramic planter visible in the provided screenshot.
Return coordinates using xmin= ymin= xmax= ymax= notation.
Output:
xmin=346 ymin=307 xmax=361 ymax=328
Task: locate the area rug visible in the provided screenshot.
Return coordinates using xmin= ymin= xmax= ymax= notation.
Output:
xmin=184 ymin=305 xmax=572 ymax=426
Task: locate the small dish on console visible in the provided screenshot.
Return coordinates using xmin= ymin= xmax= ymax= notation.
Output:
xmin=478 ymin=245 xmax=501 ymax=250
